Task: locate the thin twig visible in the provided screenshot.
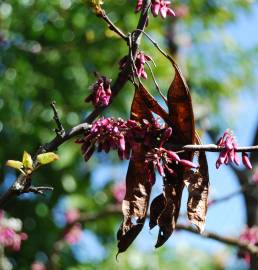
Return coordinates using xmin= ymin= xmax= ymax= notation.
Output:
xmin=168 ymin=144 xmax=258 ymax=153
xmin=50 ymin=101 xmax=65 ymax=137
xmin=145 ymin=61 xmax=168 ymax=104
xmin=98 ymin=10 xmax=128 ymax=41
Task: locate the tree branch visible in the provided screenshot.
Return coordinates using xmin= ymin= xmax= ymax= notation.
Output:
xmin=169 ymin=144 xmax=258 ymax=152
xmin=97 ymin=9 xmax=127 ymax=40
xmin=0 ymin=1 xmax=151 ymax=208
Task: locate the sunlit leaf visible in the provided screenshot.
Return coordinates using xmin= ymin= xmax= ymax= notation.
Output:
xmin=5 ymin=160 xmax=23 ymax=170
xmin=37 ymin=152 xmax=59 ymax=165
xmin=22 ymin=151 xmax=33 ymax=170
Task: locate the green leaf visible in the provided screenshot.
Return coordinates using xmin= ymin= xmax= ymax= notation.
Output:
xmin=37 ymin=152 xmax=59 ymax=165
xmin=22 ymin=151 xmax=33 ymax=169
xmin=6 ymin=160 xmax=23 ymax=170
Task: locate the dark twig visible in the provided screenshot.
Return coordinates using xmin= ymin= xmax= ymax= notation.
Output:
xmin=27 ymin=186 xmax=54 ymax=195
xmin=51 ymin=101 xmax=65 ymax=137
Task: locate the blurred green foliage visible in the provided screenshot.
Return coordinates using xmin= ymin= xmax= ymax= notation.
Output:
xmin=0 ymin=0 xmax=257 ymax=269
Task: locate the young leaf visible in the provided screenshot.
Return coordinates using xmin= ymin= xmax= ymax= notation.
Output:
xmin=22 ymin=151 xmax=33 ymax=170
xmin=6 ymin=160 xmax=23 ymax=170
xmin=37 ymin=152 xmax=59 ymax=165
xmin=117 ymin=85 xmax=154 ymax=254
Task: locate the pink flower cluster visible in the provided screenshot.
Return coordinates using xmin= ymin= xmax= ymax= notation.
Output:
xmin=76 ymin=117 xmax=172 ymax=161
xmin=65 ymin=209 xmax=80 ymax=224
xmin=145 ymin=147 xmax=198 ymax=177
xmin=85 ymin=75 xmax=112 ymax=107
xmin=64 ymin=223 xmax=82 ymax=245
xmin=76 ymin=117 xmax=201 ymax=180
xmin=63 ymin=209 xmax=82 ymax=245
xmin=135 ymin=0 xmax=175 ymax=19
xmin=31 ymin=262 xmax=46 ymax=270
xmin=0 ymin=211 xmax=27 ymax=251
xmin=76 ymin=118 xmax=131 ymax=161
xmin=238 ymin=226 xmax=258 ymax=265
xmin=119 ymin=52 xmax=152 ymax=80
xmin=216 ymin=130 xmax=252 ymax=170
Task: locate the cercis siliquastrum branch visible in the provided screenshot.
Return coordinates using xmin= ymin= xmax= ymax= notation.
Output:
xmin=0 ymin=0 xmax=152 ymax=207
xmin=1 ymin=0 xmax=257 ymax=259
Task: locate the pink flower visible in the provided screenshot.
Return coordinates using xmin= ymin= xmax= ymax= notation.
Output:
xmin=151 ymin=0 xmax=175 ymax=19
xmin=0 ymin=227 xmax=27 ymax=251
xmin=76 ymin=117 xmax=131 ymax=161
xmin=76 ymin=117 xmax=171 ymax=162
xmin=65 ymin=209 xmax=80 ymax=224
xmin=135 ymin=0 xmax=143 ymax=13
xmin=145 ymin=147 xmax=198 ymax=177
xmin=135 ymin=0 xmax=175 ymax=19
xmin=216 ymin=130 xmax=240 ymax=169
xmin=240 ymin=226 xmax=258 ymax=245
xmin=238 ymin=226 xmax=258 ymax=265
xmin=0 ymin=212 xmax=27 ymax=252
xmin=64 ymin=223 xmax=82 ymax=245
xmin=112 ymin=182 xmax=126 ymax=203
xmin=242 ymin=152 xmax=252 ymax=170
xmin=85 ymin=75 xmax=112 ymax=107
xmin=215 ymin=130 xmax=252 ymax=170
xmin=119 ymin=52 xmax=152 ymax=79
xmin=31 ymin=262 xmax=46 ymax=270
